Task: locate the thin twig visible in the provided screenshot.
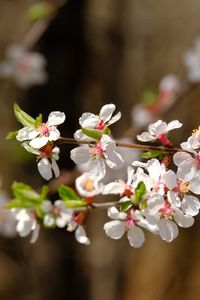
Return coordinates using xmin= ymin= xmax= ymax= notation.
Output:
xmin=57 ymin=137 xmax=184 ymax=154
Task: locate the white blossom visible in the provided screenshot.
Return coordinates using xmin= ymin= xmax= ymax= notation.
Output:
xmin=74 ymin=103 xmax=121 ymax=140
xmin=137 ymin=119 xmax=182 ymax=145
xmin=23 ymin=143 xmax=60 ymax=180
xmin=17 ymin=111 xmax=65 ymax=149
xmin=75 ymin=172 xmax=103 ymax=197
xmin=184 ymin=37 xmax=200 ymax=83
xmin=12 ymin=209 xmax=39 ymax=243
xmin=71 ymin=134 xmax=124 ymax=179
xmin=67 ymin=220 xmax=90 ymax=245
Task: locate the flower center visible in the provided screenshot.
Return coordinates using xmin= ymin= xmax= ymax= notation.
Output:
xmin=160 ymin=202 xmax=173 ymax=218
xmin=89 ymin=142 xmax=104 ymax=158
xmin=38 ymin=123 xmax=50 ymax=136
xmin=96 ymin=120 xmax=106 ymax=130
xmin=179 ymin=181 xmax=190 ymax=193
xmin=195 ymin=155 xmax=200 ymax=167
xmin=126 ymin=214 xmax=136 ymax=229
xmin=83 ymin=179 xmax=94 ymax=192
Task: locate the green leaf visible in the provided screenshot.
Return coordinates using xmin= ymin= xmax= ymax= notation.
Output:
xmin=81 ymin=128 xmax=102 ymax=140
xmin=14 ymin=103 xmax=36 ymax=128
xmin=133 ymin=181 xmax=146 ymax=205
xmin=39 ymin=185 xmax=49 ymax=201
xmin=6 ymin=199 xmax=37 ymax=209
xmin=119 ymin=201 xmax=132 ymax=212
xmin=140 ymin=150 xmax=166 ymax=159
xmin=35 ymin=113 xmax=43 ymax=127
xmin=58 ymin=185 xmax=80 ymax=201
xmin=63 ymin=200 xmax=87 ymax=208
xmin=12 ymin=182 xmax=41 ymax=203
xmin=26 ymin=1 xmax=55 ymax=21
xmin=103 ymin=127 xmax=111 ymax=136
xmin=6 ymin=130 xmax=18 ymax=140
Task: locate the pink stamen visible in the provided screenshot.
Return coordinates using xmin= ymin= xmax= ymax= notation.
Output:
xmin=90 ymin=142 xmax=104 ymax=158
xmin=96 ymin=120 xmax=106 ymax=131
xmin=38 ymin=124 xmax=50 ymax=137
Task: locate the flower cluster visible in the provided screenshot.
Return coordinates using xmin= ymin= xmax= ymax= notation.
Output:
xmin=5 ymin=103 xmax=200 ymax=248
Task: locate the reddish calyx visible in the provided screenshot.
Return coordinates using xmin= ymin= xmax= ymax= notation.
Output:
xmin=96 ymin=120 xmax=106 ymax=131
xmin=73 ymin=211 xmax=87 ymax=225
xmin=158 ymin=133 xmax=171 ymax=146
xmin=41 ymin=144 xmax=53 ymax=157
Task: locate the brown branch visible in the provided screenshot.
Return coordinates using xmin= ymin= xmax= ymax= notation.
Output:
xmin=57 ymin=137 xmax=185 ymax=154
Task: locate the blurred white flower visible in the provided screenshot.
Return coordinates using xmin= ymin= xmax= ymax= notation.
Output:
xmin=184 ymin=37 xmax=200 ymax=83
xmin=75 ymin=172 xmax=103 ymax=197
xmin=0 ymin=44 xmax=48 ymax=88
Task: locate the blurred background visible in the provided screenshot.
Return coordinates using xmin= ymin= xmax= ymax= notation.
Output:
xmin=0 ymin=0 xmax=200 ymax=299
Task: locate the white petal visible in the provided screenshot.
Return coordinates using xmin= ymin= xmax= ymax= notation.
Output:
xmin=190 ymin=175 xmax=200 ymax=194
xmin=41 ymin=200 xmax=53 ymax=213
xmin=107 ymin=207 xmax=127 ymax=220
xmin=173 ymin=152 xmax=192 ymax=166
xmin=56 ymin=213 xmax=71 ymax=228
xmin=137 ymin=132 xmax=154 ymax=142
xmin=167 ymin=191 xmax=181 ymax=207
xmin=16 ymin=127 xmax=38 ymax=141
xmin=166 ymin=120 xmax=182 ymax=131
xmin=162 ymin=170 xmax=176 ymax=190
xmin=104 ymin=220 xmax=125 ymax=239
xmin=147 ymin=194 xmax=164 ymax=214
xmin=30 ymin=224 xmax=40 ymax=243
xmin=99 ymin=104 xmax=116 ymax=122
xmin=17 ymin=220 xmax=33 ymax=237
xmin=127 ymin=226 xmax=145 ymax=248
xmin=29 ymin=136 xmax=48 ymax=148
xmin=147 ymin=159 xmax=162 ymax=181
xmin=107 ymin=111 xmax=121 ymax=125
xmin=181 ymin=195 xmax=200 ymax=216
xmin=47 ymin=111 xmax=66 ymax=126
xmin=90 ymin=158 xmax=106 ymax=179
xmin=174 ymin=209 xmax=194 ymax=228
xmin=177 ymin=162 xmax=196 ymax=181
xmin=79 ymin=113 xmax=99 ymax=128
xmin=51 ymin=158 xmax=60 ymax=178
xmin=103 ymin=182 xmax=125 ymax=194
xmin=75 ymin=225 xmax=90 ymax=245
xmin=105 ymin=150 xmax=124 ymax=169
xmin=74 ymin=129 xmax=92 ymax=141
xmin=70 ymin=146 xmax=90 ymax=164
xmin=159 ymin=219 xmax=178 ymax=242
xmin=38 ymin=158 xmax=52 ymax=180
xmin=48 ymin=127 xmax=60 ymax=141
xmin=22 ymin=142 xmax=40 ymax=155
xmin=43 ymin=214 xmax=55 ymax=227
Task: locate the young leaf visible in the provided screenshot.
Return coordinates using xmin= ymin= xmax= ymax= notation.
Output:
xmin=39 ymin=185 xmax=49 ymax=201
xmin=140 ymin=150 xmax=166 ymax=159
xmin=14 ymin=103 xmax=36 ymax=127
xmin=6 ymin=199 xmax=37 ymax=209
xmin=35 ymin=114 xmax=43 ymax=127
xmin=12 ymin=182 xmax=41 ymax=203
xmin=6 ymin=130 xmax=18 ymax=140
xmin=81 ymin=128 xmax=102 ymax=140
xmin=119 ymin=201 xmax=132 ymax=212
xmin=133 ymin=181 xmax=146 ymax=205
xmin=103 ymin=127 xmax=111 ymax=136
xmin=58 ymin=185 xmax=80 ymax=201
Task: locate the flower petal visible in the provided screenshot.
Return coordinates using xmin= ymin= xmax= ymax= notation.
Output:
xmin=75 ymin=225 xmax=90 ymax=245
xmin=38 ymin=158 xmax=52 ymax=180
xmin=173 ymin=152 xmax=192 ymax=166
xmin=30 ymin=224 xmax=40 ymax=244
xmin=166 ymin=120 xmax=182 ymax=131
xmin=127 ymin=226 xmax=145 ymax=248
xmin=181 ymin=195 xmax=200 ymax=216
xmin=103 ymin=182 xmax=125 ymax=195
xmin=51 ymin=158 xmax=60 ymax=178
xmin=16 ymin=127 xmax=39 ymax=142
xmin=79 ymin=113 xmax=99 ymax=128
xmin=174 ymin=209 xmax=194 ymax=228
xmin=107 ymin=111 xmax=121 ymax=125
xmin=159 ymin=219 xmax=178 ymax=242
xmin=104 ymin=220 xmax=125 ymax=239
xmin=137 ymin=132 xmax=154 ymax=142
xmin=99 ymin=104 xmax=116 ymax=122
xmin=48 ymin=127 xmax=60 ymax=141
xmin=70 ymin=146 xmax=90 ymax=164
xmin=162 ymin=170 xmax=176 ymax=190
xmin=47 ymin=111 xmax=65 ymax=126
xmin=29 ymin=136 xmax=48 ymax=148
xmin=105 ymin=150 xmax=124 ymax=169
